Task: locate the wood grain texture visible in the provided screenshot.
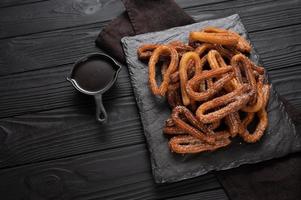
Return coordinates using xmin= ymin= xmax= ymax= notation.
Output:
xmin=0 ymin=0 xmax=124 ymax=38
xmin=0 ymin=24 xmax=300 ymax=118
xmin=0 ymin=1 xmax=300 ymax=171
xmin=0 ymin=63 xmax=133 ymax=118
xmin=0 ymin=24 xmax=103 ymax=75
xmin=0 ymin=0 xmax=191 ymax=38
xmin=1 ymin=0 xmax=301 ymax=76
xmin=189 ymin=0 xmax=301 ymax=32
xmin=0 ymin=144 xmax=221 ymax=200
xmin=0 ymin=1 xmax=300 ymax=200
xmin=249 ymin=24 xmax=301 ymax=110
xmin=0 ymin=96 xmax=143 ymax=168
xmin=166 ymin=189 xmax=228 ymax=200
xmin=250 ymin=24 xmax=301 ymax=71
xmin=1 ymin=0 xmax=300 ymax=39
xmin=1 ymin=59 xmax=298 ymax=169
xmin=0 ymin=0 xmax=47 ymax=8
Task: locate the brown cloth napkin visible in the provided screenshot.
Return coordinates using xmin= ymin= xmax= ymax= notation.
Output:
xmin=216 ymin=98 xmax=301 ymax=200
xmin=95 ymin=0 xmax=195 ymax=63
xmin=217 ymin=152 xmax=301 ymax=200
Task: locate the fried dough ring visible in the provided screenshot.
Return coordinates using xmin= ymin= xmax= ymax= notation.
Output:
xmin=196 ymin=84 xmax=254 ymax=123
xmin=214 ymin=45 xmax=237 ymax=60
xmin=172 ymin=106 xmax=226 ymax=144
xmin=194 ymin=43 xmax=236 ymax=60
xmin=202 ymin=26 xmax=251 ymax=53
xmin=231 ymin=54 xmax=257 ymax=87
xmin=242 ymin=112 xmax=255 ymax=127
xmin=239 ymin=84 xmax=270 ymax=143
xmin=242 ymin=75 xmax=264 ymax=112
xmin=189 ymin=31 xmax=239 ymax=46
xmin=228 ymin=30 xmax=251 ymax=53
xmin=166 ymin=83 xmax=182 ymax=108
xmin=163 ymin=118 xmax=186 ymax=135
xmin=169 ymin=135 xmax=231 ymax=154
xmin=137 ymin=44 xmax=159 ymax=60
xmin=208 ymin=50 xmax=240 ymax=90
xmin=165 ymin=118 xmax=175 ymax=127
xmin=179 ymin=52 xmax=202 ymax=105
xmin=195 ymin=43 xmax=215 ymax=57
xmin=161 ymin=61 xmax=169 ymax=76
xmin=207 ymin=50 xmax=241 ymax=136
xmin=138 ymin=41 xmax=193 ymax=60
xmin=168 ymin=40 xmax=195 ymax=56
xmin=225 ymin=112 xmax=241 ymax=137
xmin=169 ymin=60 xmax=193 ymax=84
xmin=186 ymin=66 xmax=235 ymax=101
xmin=163 ymin=126 xmax=187 ymax=135
xmin=149 ymin=45 xmax=179 ymax=96
xmin=231 ymin=54 xmax=257 ymax=104
xmin=166 ymin=88 xmax=182 ymax=108
xmin=139 ymin=27 xmax=270 ymax=154
xmin=251 ymin=64 xmax=265 ymax=75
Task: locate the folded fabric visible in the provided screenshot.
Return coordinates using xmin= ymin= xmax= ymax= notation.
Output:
xmin=95 ymin=12 xmax=135 ymax=64
xmin=216 ymin=99 xmax=301 ymax=200
xmin=216 ymin=152 xmax=301 ymax=200
xmin=95 ymin=0 xmax=194 ymax=63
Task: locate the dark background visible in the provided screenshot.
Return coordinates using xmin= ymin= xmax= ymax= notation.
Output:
xmin=0 ymin=0 xmax=300 ymax=199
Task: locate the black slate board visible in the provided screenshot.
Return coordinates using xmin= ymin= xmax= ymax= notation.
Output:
xmin=121 ymin=14 xmax=301 ymax=183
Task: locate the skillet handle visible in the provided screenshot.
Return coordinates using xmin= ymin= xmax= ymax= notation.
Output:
xmin=94 ymin=94 xmax=107 ymax=123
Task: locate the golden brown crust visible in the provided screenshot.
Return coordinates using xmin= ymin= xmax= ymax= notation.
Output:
xmin=169 ymin=135 xmax=231 ymax=154
xmin=179 ymin=52 xmax=201 ymax=105
xmin=196 ymin=84 xmax=254 ymax=123
xmin=186 ymin=66 xmax=235 ymax=101
xmin=189 ymin=31 xmax=239 ymax=46
xmin=225 ymin=112 xmax=240 ymax=137
xmin=202 ymin=26 xmax=251 ymax=53
xmin=171 ymin=106 xmax=216 ymax=144
xmin=148 ymin=45 xmax=179 ymax=96
xmin=138 ymin=26 xmax=270 ymax=154
xmin=239 ymin=84 xmax=270 ymax=143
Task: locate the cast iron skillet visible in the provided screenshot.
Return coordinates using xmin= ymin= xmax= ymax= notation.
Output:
xmin=67 ymin=53 xmax=121 ymax=123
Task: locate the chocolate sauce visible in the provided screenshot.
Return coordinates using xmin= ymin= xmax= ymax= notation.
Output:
xmin=72 ymin=58 xmax=116 ymax=92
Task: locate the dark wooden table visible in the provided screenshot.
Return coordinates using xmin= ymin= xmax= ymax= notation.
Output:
xmin=0 ymin=0 xmax=300 ymax=199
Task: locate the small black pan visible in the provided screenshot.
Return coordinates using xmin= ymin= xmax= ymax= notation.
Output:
xmin=67 ymin=53 xmax=121 ymax=123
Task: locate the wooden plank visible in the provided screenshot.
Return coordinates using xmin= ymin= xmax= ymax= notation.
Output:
xmin=0 ymin=144 xmax=221 ymax=200
xmin=0 ymin=0 xmax=124 ymax=38
xmin=0 ymin=0 xmax=300 ymax=39
xmin=240 ymin=1 xmax=301 ymax=32
xmin=248 ymin=24 xmax=301 ymax=110
xmin=1 ymin=0 xmax=301 ymax=76
xmin=0 ymin=2 xmax=300 ymax=170
xmin=166 ymin=189 xmax=228 ymax=200
xmin=175 ymin=0 xmax=228 ymax=8
xmin=0 ymin=0 xmax=226 ymax=9
xmin=0 ymin=1 xmax=298 ymax=200
xmin=0 ymin=63 xmax=133 ymax=118
xmin=250 ymin=24 xmax=301 ymax=70
xmin=1 ymin=63 xmax=298 ymax=169
xmin=0 ymin=0 xmax=227 ymax=9
xmin=1 ymin=24 xmax=300 ymax=117
xmin=0 ymin=23 xmax=103 ymax=75
xmin=269 ymin=65 xmax=301 ymax=110
xmin=0 ymin=0 xmax=46 ymax=8
xmin=0 ymin=96 xmax=144 ymax=168
xmin=189 ymin=0 xmax=301 ymax=32
xmin=0 ymin=0 xmax=211 ymax=38
xmin=0 ymin=26 xmax=301 ymax=178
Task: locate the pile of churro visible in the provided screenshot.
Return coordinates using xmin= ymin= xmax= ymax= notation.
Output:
xmin=137 ymin=27 xmax=270 ymax=154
